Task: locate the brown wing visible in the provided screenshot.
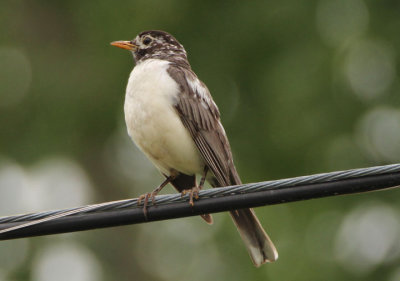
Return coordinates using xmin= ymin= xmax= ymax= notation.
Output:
xmin=167 ymin=64 xmax=241 ymax=187
xmin=168 ymin=64 xmax=278 ymax=265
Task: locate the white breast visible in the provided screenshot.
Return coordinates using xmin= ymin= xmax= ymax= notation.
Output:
xmin=124 ymin=59 xmax=204 ymax=177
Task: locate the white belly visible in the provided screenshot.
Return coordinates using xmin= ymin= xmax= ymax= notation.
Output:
xmin=124 ymin=59 xmax=204 ymax=176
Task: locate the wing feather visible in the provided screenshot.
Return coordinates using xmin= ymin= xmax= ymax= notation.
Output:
xmin=167 ymin=64 xmax=241 ymax=187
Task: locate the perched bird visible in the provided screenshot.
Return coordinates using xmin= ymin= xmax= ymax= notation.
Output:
xmin=111 ymin=30 xmax=278 ymax=266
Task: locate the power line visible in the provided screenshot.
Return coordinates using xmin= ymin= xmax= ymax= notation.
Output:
xmin=0 ymin=163 xmax=399 ymax=240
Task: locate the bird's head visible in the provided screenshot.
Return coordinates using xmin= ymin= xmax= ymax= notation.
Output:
xmin=111 ymin=30 xmax=188 ymax=64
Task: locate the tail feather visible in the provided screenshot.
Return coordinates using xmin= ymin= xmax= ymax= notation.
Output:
xmin=200 ymin=214 xmax=213 ymax=224
xmin=210 ymin=174 xmax=278 ymax=266
xmin=168 ymin=171 xmax=278 ymax=265
xmin=229 ymin=209 xmax=278 ymax=266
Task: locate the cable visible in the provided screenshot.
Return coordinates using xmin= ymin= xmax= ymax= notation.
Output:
xmin=0 ymin=163 xmax=399 ymax=240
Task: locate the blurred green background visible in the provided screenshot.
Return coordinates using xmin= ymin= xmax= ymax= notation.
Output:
xmin=1 ymin=0 xmax=400 ymax=280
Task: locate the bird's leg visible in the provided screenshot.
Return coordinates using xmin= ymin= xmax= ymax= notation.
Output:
xmin=182 ymin=166 xmax=209 ymax=206
xmin=199 ymin=166 xmax=208 ymax=189
xmin=138 ymin=175 xmax=174 ymax=218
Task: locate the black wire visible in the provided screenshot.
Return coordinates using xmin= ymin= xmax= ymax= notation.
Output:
xmin=0 ymin=171 xmax=399 ymax=240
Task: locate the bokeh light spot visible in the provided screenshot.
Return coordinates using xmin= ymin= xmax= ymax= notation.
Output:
xmin=28 ymin=157 xmax=94 ymax=210
xmin=0 ymin=157 xmax=94 ymax=215
xmin=334 ymin=202 xmax=400 ymax=274
xmin=32 ymin=242 xmax=102 ymax=281
xmin=357 ymin=107 xmax=400 ymax=162
xmin=134 ymin=218 xmax=223 ymax=281
xmin=345 ymin=40 xmax=396 ymax=100
xmin=0 ymin=160 xmax=30 ymax=214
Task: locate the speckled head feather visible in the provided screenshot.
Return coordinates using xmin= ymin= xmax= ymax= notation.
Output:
xmin=130 ymin=30 xmax=189 ymax=67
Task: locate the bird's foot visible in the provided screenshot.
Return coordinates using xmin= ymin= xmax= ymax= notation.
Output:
xmin=137 ymin=191 xmax=159 ymax=219
xmin=137 ymin=176 xmax=174 ymax=219
xmin=181 ymin=186 xmax=201 ymax=206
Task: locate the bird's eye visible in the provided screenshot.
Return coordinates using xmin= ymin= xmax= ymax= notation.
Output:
xmin=143 ymin=37 xmax=152 ymax=45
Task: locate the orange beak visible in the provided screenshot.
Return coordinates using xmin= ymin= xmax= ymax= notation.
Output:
xmin=110 ymin=40 xmax=137 ymax=51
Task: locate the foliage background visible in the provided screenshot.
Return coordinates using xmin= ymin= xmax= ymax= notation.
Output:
xmin=1 ymin=1 xmax=400 ymax=280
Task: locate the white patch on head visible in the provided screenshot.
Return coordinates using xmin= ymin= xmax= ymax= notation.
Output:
xmin=132 ymin=32 xmax=187 ymax=63
xmin=135 ymin=35 xmax=157 ymax=49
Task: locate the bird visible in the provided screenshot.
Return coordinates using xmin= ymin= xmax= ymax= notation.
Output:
xmin=111 ymin=30 xmax=278 ymax=266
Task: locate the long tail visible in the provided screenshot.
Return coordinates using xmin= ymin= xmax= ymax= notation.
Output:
xmin=210 ymin=176 xmax=278 ymax=266
xmin=168 ymin=167 xmax=278 ymax=265
xmin=229 ymin=209 xmax=278 ymax=266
